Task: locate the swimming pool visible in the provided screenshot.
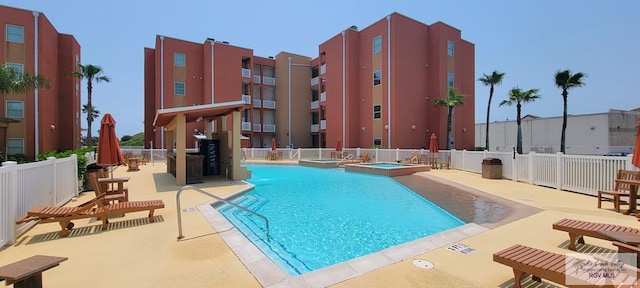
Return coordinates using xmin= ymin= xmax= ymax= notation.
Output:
xmin=345 ymin=162 xmax=429 ymax=176
xmin=216 ymin=164 xmax=464 ymax=276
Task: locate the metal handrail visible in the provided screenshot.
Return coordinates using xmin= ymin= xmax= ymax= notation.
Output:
xmin=176 ymin=185 xmax=270 ymax=241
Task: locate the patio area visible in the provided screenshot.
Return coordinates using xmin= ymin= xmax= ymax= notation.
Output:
xmin=0 ymin=161 xmax=636 ymax=287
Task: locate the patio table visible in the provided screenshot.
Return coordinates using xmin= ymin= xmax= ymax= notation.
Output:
xmin=616 ymin=179 xmax=640 ymax=216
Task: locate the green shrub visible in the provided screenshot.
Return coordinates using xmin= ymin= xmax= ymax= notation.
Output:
xmin=37 ymin=147 xmax=94 ymax=182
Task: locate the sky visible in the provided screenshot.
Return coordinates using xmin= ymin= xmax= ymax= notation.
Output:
xmin=3 ymin=0 xmax=640 ymax=137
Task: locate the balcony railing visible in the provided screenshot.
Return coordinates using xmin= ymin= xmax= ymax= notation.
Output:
xmin=241 ymin=68 xmax=251 ymax=78
xmin=253 ymin=75 xmax=261 ymax=83
xmin=320 ymin=120 xmax=326 ymax=130
xmin=320 ymin=64 xmax=326 ymax=74
xmin=311 ymin=77 xmax=319 ymax=86
xmin=263 ymin=100 xmax=276 ymax=109
xmin=263 ymin=124 xmax=276 ymax=133
xmin=242 ymin=94 xmax=251 ymax=104
xmin=253 ymin=99 xmax=261 ymax=108
xmin=311 ymin=124 xmax=319 ymax=132
xmin=320 ymin=92 xmax=326 ymax=102
xmin=242 ymin=122 xmax=251 ymax=131
xmin=263 ymin=77 xmax=275 ymax=85
xmin=311 ymin=101 xmax=319 ymax=109
xmin=253 ymin=124 xmax=262 ymax=132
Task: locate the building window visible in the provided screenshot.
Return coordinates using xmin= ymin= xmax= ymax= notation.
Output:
xmin=373 ymin=138 xmax=382 ymax=146
xmin=5 ymin=63 xmax=24 ymax=80
xmin=447 ymin=40 xmax=454 ymax=56
xmin=6 ymin=101 xmax=24 ymax=118
xmin=174 ymin=52 xmax=185 ymax=67
xmin=6 ymin=25 xmax=24 ymax=43
xmin=373 ymin=70 xmax=381 ymax=86
xmin=373 ymin=36 xmax=382 ymax=53
xmin=7 ymin=138 xmax=24 ymax=155
xmin=174 ymin=82 xmax=185 ymax=95
xmin=447 ymin=72 xmax=454 ymax=87
xmin=373 ymin=105 xmax=381 ymax=119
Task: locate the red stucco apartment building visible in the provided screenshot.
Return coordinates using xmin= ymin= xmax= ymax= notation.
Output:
xmin=1 ymin=5 xmax=82 ymax=160
xmin=144 ymin=12 xmax=474 ymax=150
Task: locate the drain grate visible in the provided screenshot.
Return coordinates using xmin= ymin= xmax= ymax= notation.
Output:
xmin=412 ymin=259 xmax=434 ymax=269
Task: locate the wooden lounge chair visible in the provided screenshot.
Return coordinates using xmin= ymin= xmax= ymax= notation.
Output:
xmin=552 ymin=218 xmax=640 ymax=251
xmin=598 ymin=170 xmax=640 ymax=212
xmin=494 ymin=244 xmax=638 ymax=288
xmin=16 ymin=195 xmax=165 ymax=237
xmin=403 ymin=152 xmax=420 ymax=164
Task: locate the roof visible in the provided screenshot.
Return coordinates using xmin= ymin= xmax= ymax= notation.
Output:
xmin=153 ymin=101 xmax=246 ymax=127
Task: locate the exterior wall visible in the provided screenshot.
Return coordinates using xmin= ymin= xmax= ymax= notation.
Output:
xmin=274 ymin=52 xmax=311 ymax=148
xmin=0 ymin=5 xmax=81 ymax=159
xmin=475 ymin=110 xmax=640 ymax=154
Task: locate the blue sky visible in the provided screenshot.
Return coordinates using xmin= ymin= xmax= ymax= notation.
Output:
xmin=4 ymin=0 xmax=640 ymax=137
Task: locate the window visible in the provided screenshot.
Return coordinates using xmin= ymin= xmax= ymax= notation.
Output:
xmin=6 ymin=101 xmax=24 ymax=118
xmin=174 ymin=52 xmax=185 ymax=67
xmin=447 ymin=40 xmax=454 ymax=56
xmin=5 ymin=63 xmax=23 ymax=80
xmin=174 ymin=82 xmax=185 ymax=95
xmin=373 ymin=70 xmax=381 ymax=86
xmin=373 ymin=105 xmax=381 ymax=119
xmin=6 ymin=25 xmax=24 ymax=43
xmin=373 ymin=36 xmax=382 ymax=53
xmin=447 ymin=72 xmax=454 ymax=87
xmin=7 ymin=138 xmax=24 ymax=155
xmin=373 ymin=138 xmax=381 ymax=146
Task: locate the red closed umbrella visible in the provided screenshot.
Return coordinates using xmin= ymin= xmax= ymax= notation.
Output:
xmin=336 ymin=138 xmax=342 ymax=152
xmin=271 ymin=138 xmax=277 ymax=151
xmin=97 ymin=113 xmax=124 ymax=179
xmin=429 ymin=133 xmax=439 ymax=153
xmin=632 ymin=118 xmax=640 ymax=168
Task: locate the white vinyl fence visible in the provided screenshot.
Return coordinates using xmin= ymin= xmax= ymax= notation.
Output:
xmin=0 ymin=154 xmax=83 ymax=247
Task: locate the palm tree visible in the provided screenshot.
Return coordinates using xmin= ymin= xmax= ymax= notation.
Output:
xmin=0 ymin=64 xmax=50 ymax=94
xmin=72 ymin=64 xmax=110 ymax=145
xmin=435 ymin=88 xmax=465 ymax=150
xmin=554 ymin=70 xmax=586 ymax=154
xmin=478 ymin=71 xmax=505 ymax=151
xmin=499 ymin=87 xmax=540 ymax=154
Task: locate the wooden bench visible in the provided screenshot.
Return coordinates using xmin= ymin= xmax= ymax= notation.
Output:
xmin=0 ymin=255 xmax=67 ymax=288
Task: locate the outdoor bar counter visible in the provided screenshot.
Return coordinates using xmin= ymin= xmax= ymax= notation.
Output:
xmin=167 ymin=153 xmax=205 ymax=184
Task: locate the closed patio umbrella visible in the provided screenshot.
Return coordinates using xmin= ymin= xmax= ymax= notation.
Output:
xmin=633 ymin=118 xmax=640 ymax=168
xmin=429 ymin=133 xmax=439 ymax=153
xmin=271 ymin=137 xmax=277 ymax=151
xmin=336 ymin=138 xmax=342 ymax=152
xmin=97 ymin=113 xmax=125 ymax=179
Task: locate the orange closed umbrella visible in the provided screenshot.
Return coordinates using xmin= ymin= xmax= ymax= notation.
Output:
xmin=271 ymin=138 xmax=277 ymax=151
xmin=97 ymin=113 xmax=125 ymax=178
xmin=429 ymin=133 xmax=439 ymax=153
xmin=632 ymin=118 xmax=640 ymax=168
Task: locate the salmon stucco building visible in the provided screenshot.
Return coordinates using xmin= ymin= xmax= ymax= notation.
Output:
xmin=1 ymin=5 xmax=82 ymax=160
xmin=144 ymin=13 xmax=475 ymax=151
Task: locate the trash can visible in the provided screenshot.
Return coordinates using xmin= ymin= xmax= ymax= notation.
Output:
xmin=84 ymin=163 xmax=105 ymax=192
xmin=481 ymin=158 xmax=502 ymax=179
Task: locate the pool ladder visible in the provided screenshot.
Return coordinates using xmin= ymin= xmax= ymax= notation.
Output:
xmin=176 ymin=185 xmax=270 ymax=241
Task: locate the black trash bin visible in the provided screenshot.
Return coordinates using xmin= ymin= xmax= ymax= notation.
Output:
xmin=84 ymin=163 xmax=105 ymax=192
xmin=481 ymin=158 xmax=502 ymax=179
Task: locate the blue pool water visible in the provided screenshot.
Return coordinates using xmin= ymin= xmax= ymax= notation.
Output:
xmin=363 ymin=162 xmax=411 ymax=168
xmin=216 ymin=164 xmax=464 ymax=275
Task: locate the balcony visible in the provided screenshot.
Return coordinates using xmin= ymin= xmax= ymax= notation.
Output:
xmin=263 ymin=76 xmax=275 ymax=85
xmin=241 ymin=68 xmax=251 ymax=78
xmin=253 ymin=75 xmax=261 ymax=83
xmin=311 ymin=77 xmax=319 ymax=86
xmin=320 ymin=64 xmax=326 ymax=74
xmin=311 ymin=101 xmax=319 ymax=109
xmin=311 ymin=124 xmax=319 ymax=133
xmin=320 ymin=92 xmax=326 ymax=102
xmin=263 ymin=100 xmax=276 ymax=109
xmin=242 ymin=122 xmax=251 ymax=131
xmin=242 ymin=94 xmax=251 ymax=104
xmin=253 ymin=124 xmax=262 ymax=132
xmin=253 ymin=99 xmax=261 ymax=108
xmin=320 ymin=120 xmax=326 ymax=130
xmin=263 ymin=124 xmax=276 ymax=133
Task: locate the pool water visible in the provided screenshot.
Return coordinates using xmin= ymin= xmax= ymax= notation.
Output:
xmin=217 ymin=164 xmax=464 ymax=276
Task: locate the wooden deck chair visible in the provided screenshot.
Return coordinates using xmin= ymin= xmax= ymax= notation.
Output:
xmin=403 ymin=152 xmax=419 ymax=164
xmin=93 ymin=198 xmax=164 ymax=231
xmin=439 ymin=155 xmax=451 ymax=169
xmin=494 ymin=244 xmax=638 ymax=288
xmin=598 ymin=170 xmax=640 ymax=212
xmin=89 ymin=171 xmax=127 ymax=204
xmin=16 ymin=195 xmax=107 ymax=237
xmin=552 ymin=218 xmax=640 ymax=251
xmin=357 ymin=151 xmax=370 ymax=163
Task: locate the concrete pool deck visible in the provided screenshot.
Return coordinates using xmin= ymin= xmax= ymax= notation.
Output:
xmin=1 ymin=160 xmax=637 ymax=287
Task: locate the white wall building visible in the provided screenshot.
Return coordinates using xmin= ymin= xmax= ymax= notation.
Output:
xmin=475 ymin=109 xmax=640 ymax=155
